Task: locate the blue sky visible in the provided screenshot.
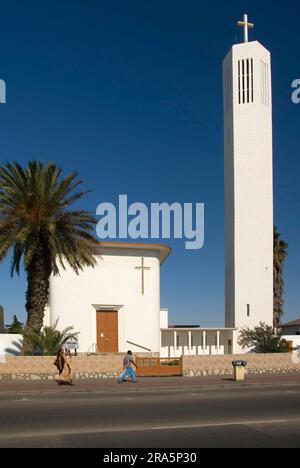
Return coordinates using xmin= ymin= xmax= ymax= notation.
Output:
xmin=0 ymin=0 xmax=299 ymax=327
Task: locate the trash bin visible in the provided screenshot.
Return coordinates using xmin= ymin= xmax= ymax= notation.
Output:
xmin=232 ymin=360 xmax=247 ymax=381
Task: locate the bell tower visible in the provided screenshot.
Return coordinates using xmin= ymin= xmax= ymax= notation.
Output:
xmin=223 ymin=15 xmax=274 ymax=340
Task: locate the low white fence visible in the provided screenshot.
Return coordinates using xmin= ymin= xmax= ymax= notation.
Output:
xmin=0 ymin=334 xmax=23 ymax=358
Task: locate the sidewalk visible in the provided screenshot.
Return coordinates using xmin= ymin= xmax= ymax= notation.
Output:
xmin=0 ymin=372 xmax=300 ymax=395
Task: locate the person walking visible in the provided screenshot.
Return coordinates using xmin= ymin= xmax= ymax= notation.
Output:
xmin=55 ymin=348 xmax=65 ymax=385
xmin=63 ymin=349 xmax=75 ymax=386
xmin=118 ymin=351 xmax=138 ymax=383
xmin=55 ymin=349 xmax=74 ymax=386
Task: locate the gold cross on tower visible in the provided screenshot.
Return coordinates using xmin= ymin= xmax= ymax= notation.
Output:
xmin=135 ymin=257 xmax=150 ymax=295
xmin=238 ymin=14 xmax=254 ymax=43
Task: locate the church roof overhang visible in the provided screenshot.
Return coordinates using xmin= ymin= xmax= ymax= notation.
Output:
xmin=95 ymin=241 xmax=172 ymax=264
xmin=281 ymin=319 xmax=300 ymax=328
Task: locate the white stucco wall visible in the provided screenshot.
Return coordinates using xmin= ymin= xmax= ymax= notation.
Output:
xmin=224 ymin=41 xmax=273 ymax=332
xmin=160 ymin=309 xmax=169 ymax=329
xmin=49 ymin=249 xmax=161 ymax=354
xmin=43 ymin=305 xmax=51 ymax=328
xmin=0 ymin=334 xmax=23 ymax=356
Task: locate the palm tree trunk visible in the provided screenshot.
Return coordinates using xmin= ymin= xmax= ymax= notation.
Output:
xmin=273 ymin=227 xmax=288 ymax=328
xmin=23 ymin=242 xmax=52 ymax=355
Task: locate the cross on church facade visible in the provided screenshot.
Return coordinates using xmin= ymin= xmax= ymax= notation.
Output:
xmin=135 ymin=257 xmax=150 ymax=295
xmin=238 ymin=14 xmax=254 ymax=43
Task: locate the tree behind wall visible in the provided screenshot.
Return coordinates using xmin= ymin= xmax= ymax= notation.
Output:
xmin=23 ymin=321 xmax=79 ymax=356
xmin=5 ymin=320 xmax=79 ymax=356
xmin=274 ymin=227 xmax=289 ymax=327
xmin=238 ymin=322 xmax=290 ymax=353
xmin=6 ymin=315 xmax=24 ymax=334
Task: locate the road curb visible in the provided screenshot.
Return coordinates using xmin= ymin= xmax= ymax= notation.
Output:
xmin=0 ymin=379 xmax=300 ymax=397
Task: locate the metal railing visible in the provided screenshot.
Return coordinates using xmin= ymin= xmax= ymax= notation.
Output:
xmin=126 ymin=341 xmax=151 ymax=352
xmin=86 ymin=343 xmax=99 ymax=355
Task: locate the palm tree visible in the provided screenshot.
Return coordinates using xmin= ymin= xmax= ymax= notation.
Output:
xmin=5 ymin=320 xmax=79 ymax=356
xmin=23 ymin=320 xmax=79 ymax=356
xmin=273 ymin=226 xmax=288 ymax=328
xmin=0 ymin=161 xmax=97 ymax=354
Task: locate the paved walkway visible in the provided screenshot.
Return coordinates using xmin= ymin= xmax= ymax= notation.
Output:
xmin=0 ymin=373 xmax=299 ymax=395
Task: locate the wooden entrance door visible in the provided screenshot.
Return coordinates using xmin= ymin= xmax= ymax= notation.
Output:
xmin=96 ymin=311 xmax=118 ymax=353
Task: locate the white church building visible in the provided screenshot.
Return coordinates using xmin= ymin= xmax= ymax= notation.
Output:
xmin=43 ymin=15 xmax=275 ymax=357
xmin=46 ymin=241 xmax=237 ymax=357
xmin=48 ymin=242 xmax=173 ymax=356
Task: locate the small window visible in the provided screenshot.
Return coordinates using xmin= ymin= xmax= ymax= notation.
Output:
xmin=261 ymin=60 xmax=269 ymax=107
xmin=224 ymin=67 xmax=232 ymax=114
xmin=247 ymin=304 xmax=250 ymax=318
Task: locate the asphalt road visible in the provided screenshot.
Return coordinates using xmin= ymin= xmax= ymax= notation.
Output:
xmin=0 ymin=384 xmax=300 ymax=448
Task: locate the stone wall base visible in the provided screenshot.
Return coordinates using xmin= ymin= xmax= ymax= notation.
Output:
xmin=1 ymin=368 xmax=300 ymax=382
xmin=184 ymin=368 xmax=300 ymax=378
xmin=0 ymin=372 xmax=122 ymax=381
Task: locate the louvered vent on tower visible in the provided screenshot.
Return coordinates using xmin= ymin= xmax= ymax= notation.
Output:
xmin=238 ymin=58 xmax=254 ymax=104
